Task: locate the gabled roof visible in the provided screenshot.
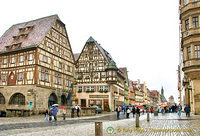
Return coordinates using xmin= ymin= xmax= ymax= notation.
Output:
xmin=0 ymin=15 xmax=60 ymax=52
xmin=77 ymin=36 xmax=113 ymax=63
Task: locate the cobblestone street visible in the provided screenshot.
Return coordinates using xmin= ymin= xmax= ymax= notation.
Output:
xmin=0 ymin=112 xmax=200 ymax=136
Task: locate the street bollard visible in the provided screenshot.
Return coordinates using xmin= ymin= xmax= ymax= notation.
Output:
xmin=147 ymin=112 xmax=150 ymax=122
xmin=95 ymin=122 xmax=103 ymax=136
xmin=136 ymin=114 xmax=139 ymax=127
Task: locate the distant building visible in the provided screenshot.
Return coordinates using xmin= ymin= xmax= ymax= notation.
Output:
xmin=168 ymin=95 xmax=175 ymax=105
xmin=133 ymin=80 xmax=144 ymax=105
xmin=128 ymin=80 xmax=135 ymax=105
xmin=150 ymin=90 xmax=160 ymax=109
xmin=0 ymin=15 xmax=75 ymax=116
xmin=160 ymin=86 xmax=167 ymax=103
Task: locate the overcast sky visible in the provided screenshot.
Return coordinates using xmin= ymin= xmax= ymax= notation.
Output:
xmin=0 ymin=0 xmax=180 ymax=102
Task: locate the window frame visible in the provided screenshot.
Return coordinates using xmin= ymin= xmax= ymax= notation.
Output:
xmin=185 ymin=19 xmax=189 ymax=30
xmin=187 ymin=46 xmax=191 ymax=60
xmin=194 ymin=45 xmax=200 ymax=58
xmin=193 ymin=16 xmax=199 ymax=28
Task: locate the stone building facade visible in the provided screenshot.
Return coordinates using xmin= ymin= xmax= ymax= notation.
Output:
xmin=0 ymin=15 xmax=75 ymax=116
xmin=179 ymin=0 xmax=200 ymax=114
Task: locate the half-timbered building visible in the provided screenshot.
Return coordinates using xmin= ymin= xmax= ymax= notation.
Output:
xmin=75 ymin=37 xmax=125 ymax=111
xmin=0 ymin=15 xmax=75 ymax=116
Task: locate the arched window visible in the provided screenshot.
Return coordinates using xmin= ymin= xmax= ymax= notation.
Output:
xmin=9 ymin=93 xmax=25 ymax=105
xmin=0 ymin=93 xmax=5 ymax=104
xmin=48 ymin=93 xmax=58 ymax=107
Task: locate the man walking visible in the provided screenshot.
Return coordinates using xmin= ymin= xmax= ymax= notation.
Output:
xmin=132 ymin=106 xmax=135 ymax=117
xmin=116 ymin=106 xmax=121 ymax=119
xmin=51 ymin=106 xmax=59 ymax=121
xmin=178 ymin=104 xmax=182 ymax=117
xmin=77 ymin=105 xmax=80 ymax=117
xmin=63 ymin=108 xmax=66 ymax=120
xmin=184 ymin=105 xmax=190 ymax=117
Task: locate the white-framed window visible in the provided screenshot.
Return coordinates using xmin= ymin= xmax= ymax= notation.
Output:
xmin=2 ymin=75 xmax=6 ymax=82
xmin=99 ymin=63 xmax=103 ymax=67
xmin=18 ymin=73 xmax=23 ymax=80
xmin=99 ymin=86 xmax=104 ymax=91
xmin=99 ymin=86 xmax=108 ymax=91
xmin=86 ymin=86 xmax=94 ymax=92
xmin=41 ymin=68 xmax=44 ymax=81
xmin=29 ymin=54 xmax=33 ymax=60
xmin=45 ymin=70 xmax=49 ymax=82
xmin=20 ymin=56 xmax=24 ymax=62
xmin=3 ymin=58 xmax=7 ymax=64
xmin=101 ymin=72 xmax=106 ymax=77
xmin=89 ymin=64 xmax=93 ymax=70
xmin=78 ymin=86 xmax=83 ymax=92
xmin=43 ymin=56 xmax=47 ymax=62
xmin=59 ymin=62 xmax=62 ymax=69
xmin=11 ymin=57 xmax=15 ymax=63
xmin=192 ymin=0 xmax=197 ymax=2
xmin=184 ymin=0 xmax=188 ymax=5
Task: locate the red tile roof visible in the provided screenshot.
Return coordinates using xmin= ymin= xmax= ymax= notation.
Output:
xmin=0 ymin=15 xmax=60 ymax=52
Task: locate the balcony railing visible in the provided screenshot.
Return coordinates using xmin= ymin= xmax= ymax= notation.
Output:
xmin=182 ymin=28 xmax=200 ymax=39
xmin=183 ymin=59 xmax=200 ymax=69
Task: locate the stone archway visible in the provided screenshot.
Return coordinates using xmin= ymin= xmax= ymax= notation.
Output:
xmin=9 ymin=93 xmax=25 ymax=105
xmin=61 ymin=95 xmax=67 ymax=106
xmin=0 ymin=93 xmax=5 ymax=104
xmin=48 ymin=93 xmax=58 ymax=107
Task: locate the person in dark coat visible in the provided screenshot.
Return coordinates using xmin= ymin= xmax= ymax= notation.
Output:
xmin=77 ymin=105 xmax=80 ymax=117
xmin=48 ymin=109 xmax=53 ymax=121
xmin=116 ymin=106 xmax=121 ymax=119
xmin=132 ymin=106 xmax=135 ymax=117
xmin=71 ymin=107 xmax=75 ymax=118
xmin=184 ymin=105 xmax=190 ymax=117
xmin=136 ymin=107 xmax=140 ymax=117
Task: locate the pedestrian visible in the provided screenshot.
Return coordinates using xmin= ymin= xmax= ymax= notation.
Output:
xmin=49 ymin=108 xmax=53 ymax=121
xmin=150 ymin=107 xmax=153 ymax=113
xmin=132 ymin=106 xmax=135 ymax=117
xmin=51 ymin=106 xmax=58 ymax=121
xmin=161 ymin=107 xmax=164 ymax=114
xmin=77 ymin=105 xmax=80 ymax=117
xmin=45 ymin=109 xmax=48 ymax=121
xmin=184 ymin=105 xmax=190 ymax=117
xmin=63 ymin=108 xmax=66 ymax=120
xmin=126 ymin=106 xmax=128 ymax=118
xmin=116 ymin=106 xmax=121 ymax=119
xmin=136 ymin=107 xmax=140 ymax=117
xmin=127 ymin=107 xmax=131 ymax=118
xmin=178 ymin=104 xmax=182 ymax=117
xmin=122 ymin=105 xmax=126 ymax=115
xmin=71 ymin=107 xmax=75 ymax=118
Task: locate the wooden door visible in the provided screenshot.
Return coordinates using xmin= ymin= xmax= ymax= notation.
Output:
xmin=104 ymin=99 xmax=108 ymax=111
xmin=81 ymin=99 xmax=86 ymax=107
